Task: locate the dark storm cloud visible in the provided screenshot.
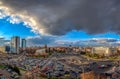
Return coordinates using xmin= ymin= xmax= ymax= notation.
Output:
xmin=0 ymin=0 xmax=120 ymax=35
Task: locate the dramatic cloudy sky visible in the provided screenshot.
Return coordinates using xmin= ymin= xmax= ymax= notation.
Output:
xmin=0 ymin=0 xmax=120 ymax=46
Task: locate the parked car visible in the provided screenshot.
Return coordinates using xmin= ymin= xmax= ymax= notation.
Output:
xmin=98 ymin=65 xmax=108 ymax=69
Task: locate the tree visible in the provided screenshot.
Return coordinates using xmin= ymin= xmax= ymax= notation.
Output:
xmin=13 ymin=66 xmax=21 ymax=75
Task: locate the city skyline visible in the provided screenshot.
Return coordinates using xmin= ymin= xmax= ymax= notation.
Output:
xmin=1 ymin=35 xmax=120 ymax=47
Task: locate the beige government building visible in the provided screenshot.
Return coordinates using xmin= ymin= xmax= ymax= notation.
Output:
xmin=92 ymin=47 xmax=117 ymax=56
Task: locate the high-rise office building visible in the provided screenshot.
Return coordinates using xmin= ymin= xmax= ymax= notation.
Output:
xmin=21 ymin=39 xmax=26 ymax=48
xmin=0 ymin=38 xmax=4 ymax=46
xmin=10 ymin=36 xmax=20 ymax=54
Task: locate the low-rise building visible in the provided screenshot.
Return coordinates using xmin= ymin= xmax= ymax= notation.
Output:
xmin=92 ymin=47 xmax=117 ymax=56
xmin=85 ymin=47 xmax=92 ymax=53
xmin=72 ymin=47 xmax=81 ymax=53
xmin=0 ymin=46 xmax=7 ymax=53
xmin=35 ymin=48 xmax=48 ymax=56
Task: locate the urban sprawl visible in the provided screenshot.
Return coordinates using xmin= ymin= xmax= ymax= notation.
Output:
xmin=0 ymin=36 xmax=120 ymax=79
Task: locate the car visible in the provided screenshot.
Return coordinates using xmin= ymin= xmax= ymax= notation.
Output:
xmin=78 ymin=70 xmax=82 ymax=73
xmin=55 ymin=66 xmax=64 ymax=71
xmin=104 ymin=73 xmax=112 ymax=76
xmin=107 ymin=64 xmax=112 ymax=67
xmin=10 ymin=75 xmax=15 ymax=78
xmin=0 ymin=73 xmax=3 ymax=76
xmin=52 ymin=71 xmax=61 ymax=77
xmin=64 ymin=71 xmax=70 ymax=74
xmin=92 ymin=62 xmax=97 ymax=65
xmin=14 ymin=75 xmax=20 ymax=79
xmin=7 ymin=69 xmax=12 ymax=72
xmin=86 ymin=68 xmax=91 ymax=71
xmin=98 ymin=65 xmax=108 ymax=69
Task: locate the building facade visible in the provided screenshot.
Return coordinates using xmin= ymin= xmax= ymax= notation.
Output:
xmin=92 ymin=47 xmax=117 ymax=56
xmin=0 ymin=38 xmax=4 ymax=46
xmin=34 ymin=48 xmax=48 ymax=56
xmin=21 ymin=39 xmax=26 ymax=48
xmin=10 ymin=36 xmax=20 ymax=54
xmin=0 ymin=46 xmax=10 ymax=54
